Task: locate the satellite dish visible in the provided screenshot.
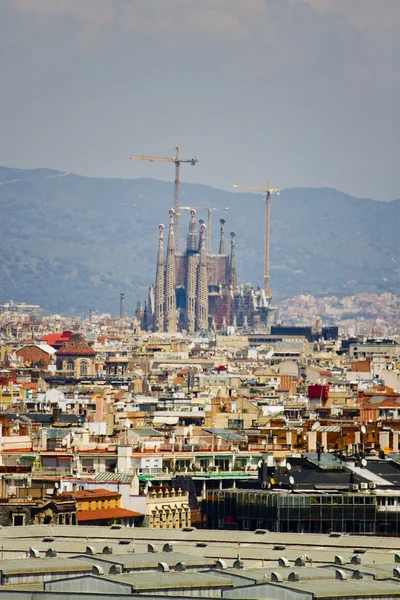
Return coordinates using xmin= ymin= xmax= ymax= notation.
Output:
xmin=361 ymin=425 xmax=366 ymax=434
xmin=361 ymin=458 xmax=367 ymax=467
xmin=312 ymin=421 xmax=321 ymax=431
xmin=289 ymin=476 xmax=295 ymax=486
xmin=27 ymin=495 xmax=32 ymax=501
xmin=258 ymin=460 xmax=263 ymax=468
xmin=54 ymin=482 xmax=59 ymax=489
xmin=286 ymin=463 xmax=292 ymax=471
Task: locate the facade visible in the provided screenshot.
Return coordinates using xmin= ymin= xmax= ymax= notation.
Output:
xmin=145 ymin=486 xmax=191 ymax=528
xmin=16 ymin=344 xmax=55 ymax=368
xmin=74 ymin=488 xmax=142 ymax=526
xmin=55 ymin=333 xmax=96 ymax=378
xmin=0 ymin=496 xmax=76 ymax=527
xmin=202 ymin=488 xmax=400 ymax=535
xmin=147 ymin=209 xmax=277 ymax=333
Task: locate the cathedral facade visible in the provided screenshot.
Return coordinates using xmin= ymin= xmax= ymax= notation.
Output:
xmin=145 ymin=208 xmax=276 ymax=333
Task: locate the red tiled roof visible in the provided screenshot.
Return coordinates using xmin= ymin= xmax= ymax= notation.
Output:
xmin=75 ymin=489 xmax=120 ymax=499
xmin=40 ymin=331 xmax=73 ymax=346
xmin=77 ymin=507 xmax=142 ymax=522
xmin=56 ymin=334 xmax=96 ymax=357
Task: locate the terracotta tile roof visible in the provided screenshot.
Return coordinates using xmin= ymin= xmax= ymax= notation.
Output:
xmin=40 ymin=331 xmax=73 ymax=347
xmin=75 ymin=489 xmax=120 ymax=499
xmin=56 ymin=334 xmax=96 ymax=357
xmin=77 ymin=507 xmax=142 ymax=522
xmin=20 ymin=383 xmax=38 ymax=390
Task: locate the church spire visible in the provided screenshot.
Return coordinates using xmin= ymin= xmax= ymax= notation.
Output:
xmin=196 ymin=222 xmax=208 ymax=331
xmin=229 ymin=231 xmax=237 ymax=288
xmin=219 ymin=218 xmax=226 ymax=254
xmin=154 ymin=224 xmax=165 ymax=331
xmin=187 ymin=208 xmax=198 ymax=252
xmin=185 ymin=209 xmax=197 ymax=333
xmin=165 ymin=209 xmax=177 ymax=332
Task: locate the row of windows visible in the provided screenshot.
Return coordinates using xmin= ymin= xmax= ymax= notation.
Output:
xmin=78 ymin=500 xmax=116 ymax=510
xmin=65 ymin=360 xmax=89 ymax=376
xmin=212 ymin=493 xmax=399 ymax=507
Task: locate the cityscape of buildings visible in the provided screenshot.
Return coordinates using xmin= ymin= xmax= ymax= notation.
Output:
xmin=0 ymin=294 xmax=399 ymax=596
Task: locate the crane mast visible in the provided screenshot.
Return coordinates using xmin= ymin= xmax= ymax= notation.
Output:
xmin=130 ymin=147 xmax=197 ymax=250
xmin=233 ymin=181 xmax=280 ymax=300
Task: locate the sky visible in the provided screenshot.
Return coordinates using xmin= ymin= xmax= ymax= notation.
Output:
xmin=0 ymin=0 xmax=399 ymax=201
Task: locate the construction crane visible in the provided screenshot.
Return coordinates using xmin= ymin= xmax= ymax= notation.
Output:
xmin=180 ymin=204 xmax=228 ymax=254
xmin=129 ymin=147 xmax=198 ymax=249
xmin=233 ymin=181 xmax=280 ymax=300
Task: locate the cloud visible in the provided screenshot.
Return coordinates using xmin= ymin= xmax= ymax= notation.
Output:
xmin=295 ymin=0 xmax=400 ymax=42
xmin=10 ymin=0 xmax=400 ymax=76
xmin=12 ymin=0 xmax=117 ymax=25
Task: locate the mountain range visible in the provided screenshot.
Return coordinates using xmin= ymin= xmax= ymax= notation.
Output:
xmin=0 ymin=165 xmax=399 ymax=316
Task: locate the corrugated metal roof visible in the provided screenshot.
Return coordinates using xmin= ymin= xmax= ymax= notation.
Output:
xmin=205 ymin=428 xmax=247 ymax=441
xmin=131 ymin=428 xmax=164 ymax=437
xmin=313 ymin=426 xmax=341 ymax=433
xmin=94 ymin=473 xmax=133 ymax=484
xmin=304 ymin=452 xmax=345 ymax=468
xmin=33 ymin=428 xmax=69 ymax=439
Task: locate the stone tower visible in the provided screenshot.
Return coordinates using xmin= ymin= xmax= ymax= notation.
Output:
xmin=229 ymin=231 xmax=237 ymax=288
xmin=196 ymin=222 xmax=208 ymax=331
xmin=219 ymin=218 xmax=226 ymax=255
xmin=154 ymin=224 xmax=165 ymax=332
xmin=165 ymin=209 xmax=177 ymax=333
xmin=185 ymin=209 xmax=198 ymax=333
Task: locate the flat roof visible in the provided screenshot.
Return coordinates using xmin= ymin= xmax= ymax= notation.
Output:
xmin=0 ymin=557 xmax=93 ymax=575
xmin=263 ymin=578 xmax=400 ymax=598
xmin=110 ymin=570 xmax=234 ymax=590
xmin=73 ymin=550 xmax=217 ymax=569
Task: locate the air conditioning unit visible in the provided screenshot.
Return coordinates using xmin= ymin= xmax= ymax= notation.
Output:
xmin=351 ymin=484 xmax=359 ymax=491
xmin=369 ymin=482 xmax=376 ymax=489
xmin=360 ymin=482 xmax=368 ymax=490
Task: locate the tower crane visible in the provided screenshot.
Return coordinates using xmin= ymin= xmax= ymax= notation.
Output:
xmin=180 ymin=203 xmax=228 ymax=254
xmin=130 ymin=147 xmax=198 ymax=249
xmin=233 ymin=181 xmax=280 ymax=300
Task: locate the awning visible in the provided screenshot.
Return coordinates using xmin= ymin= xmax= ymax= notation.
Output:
xmin=153 ymin=416 xmax=179 ymax=426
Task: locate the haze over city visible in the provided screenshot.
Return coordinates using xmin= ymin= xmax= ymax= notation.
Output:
xmin=0 ymin=0 xmax=399 ymax=200
xmin=2 ymin=4 xmax=400 ymax=595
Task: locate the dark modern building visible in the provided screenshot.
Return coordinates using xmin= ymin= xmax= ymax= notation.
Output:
xmin=201 ymin=453 xmax=400 ymax=536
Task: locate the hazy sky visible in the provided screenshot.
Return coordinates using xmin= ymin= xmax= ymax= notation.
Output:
xmin=0 ymin=0 xmax=399 ymax=200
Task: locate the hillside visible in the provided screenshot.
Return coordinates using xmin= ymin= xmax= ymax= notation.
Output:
xmin=0 ymin=166 xmax=399 ymax=315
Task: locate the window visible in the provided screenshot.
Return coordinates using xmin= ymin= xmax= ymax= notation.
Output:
xmin=80 ymin=360 xmax=88 ymax=377
xmin=66 ymin=360 xmax=74 ymax=372
xmin=228 ymin=419 xmax=244 ymax=430
xmin=12 ymin=514 xmax=25 ymax=526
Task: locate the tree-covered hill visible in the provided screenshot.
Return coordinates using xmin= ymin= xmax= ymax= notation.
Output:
xmin=0 ymin=166 xmax=398 ymax=315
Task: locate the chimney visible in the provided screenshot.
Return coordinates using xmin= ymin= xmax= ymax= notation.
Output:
xmin=52 ymin=406 xmax=61 ymax=424
xmin=120 ymin=293 xmax=125 ymax=318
